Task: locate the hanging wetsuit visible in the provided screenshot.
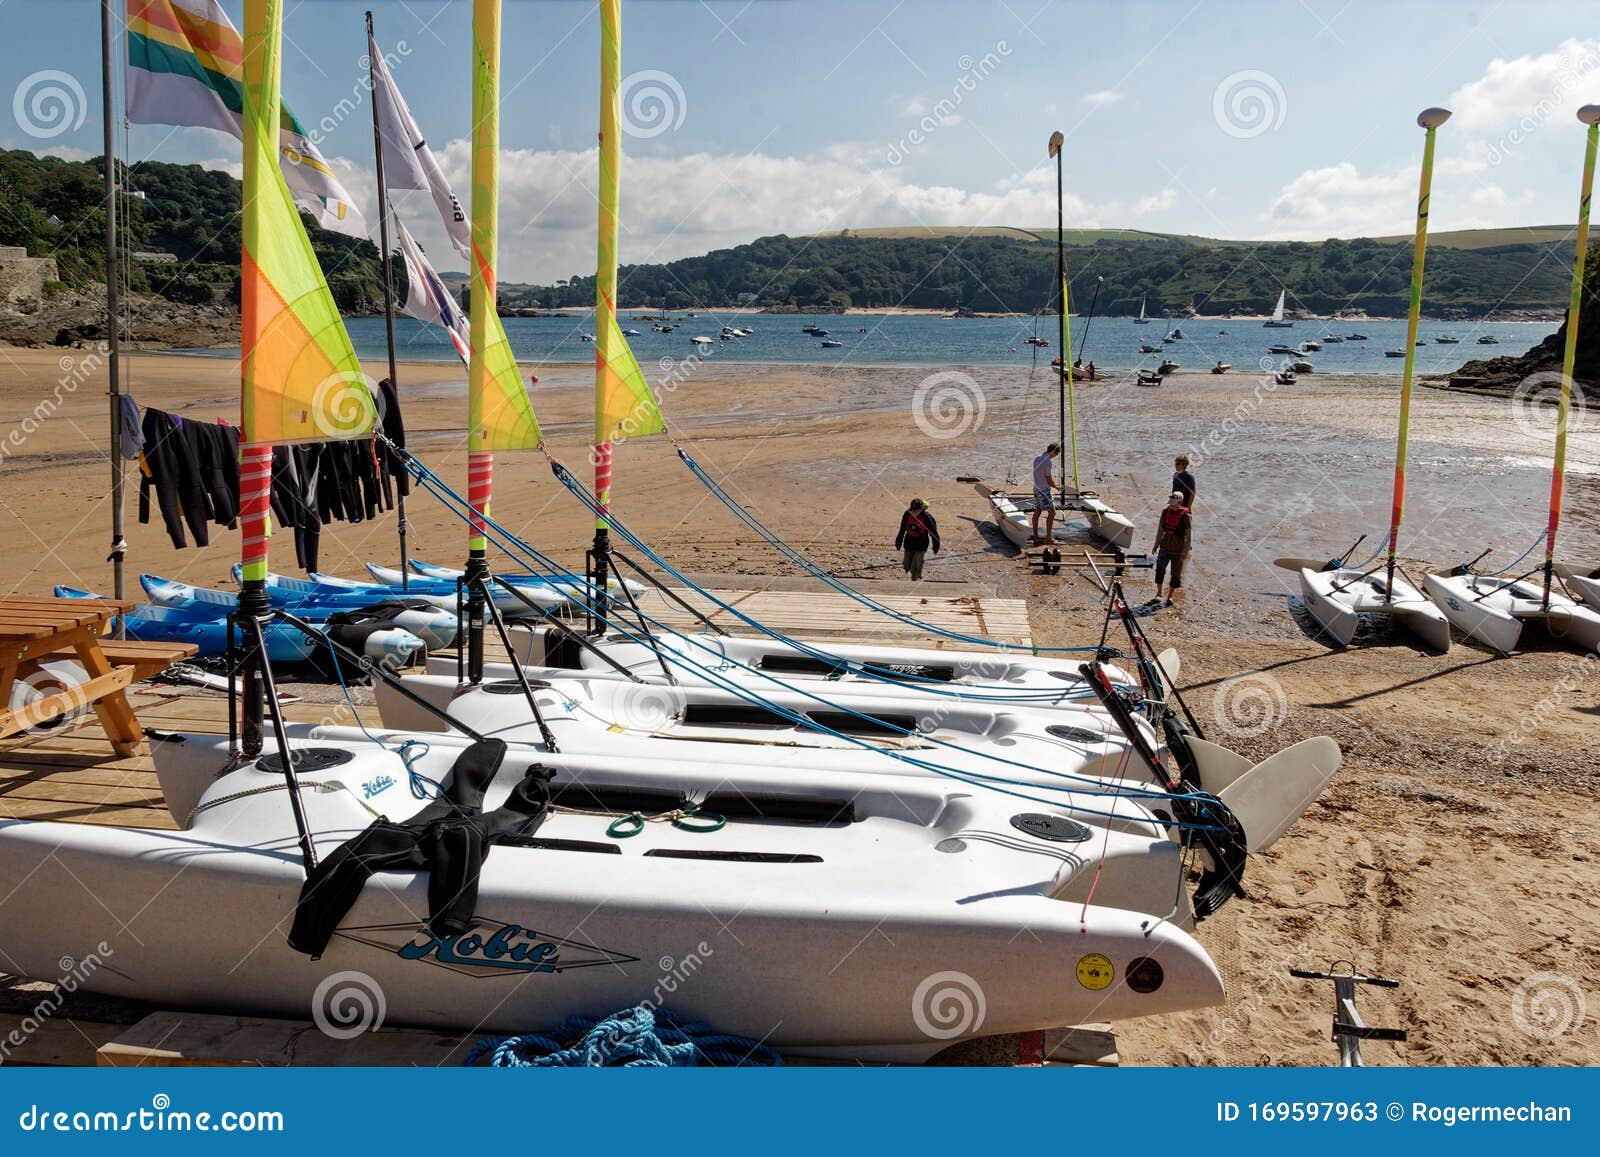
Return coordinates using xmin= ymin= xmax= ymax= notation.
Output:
xmin=137 ymin=408 xmax=211 ymax=548
xmin=287 ymin=740 xmax=555 ymax=958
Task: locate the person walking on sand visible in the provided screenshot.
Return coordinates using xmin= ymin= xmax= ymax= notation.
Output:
xmin=1151 ymin=491 xmax=1192 ymax=607
xmin=895 ymin=498 xmax=941 ymax=581
xmin=1171 ymin=454 xmax=1196 ymax=507
xmin=1030 ymin=443 xmax=1061 ymax=544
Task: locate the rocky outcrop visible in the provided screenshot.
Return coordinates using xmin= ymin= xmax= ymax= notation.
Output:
xmin=0 ymin=286 xmax=238 ymax=349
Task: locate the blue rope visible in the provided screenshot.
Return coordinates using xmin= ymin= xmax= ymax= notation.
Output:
xmin=465 ymin=1005 xmax=781 ymax=1068
xmin=675 ymin=445 xmax=1098 ymax=654
xmin=397 ymin=459 xmax=1220 ymax=825
xmin=1486 ymin=531 xmax=1546 ymax=576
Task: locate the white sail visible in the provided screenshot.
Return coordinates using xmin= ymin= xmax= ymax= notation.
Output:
xmin=1271 ymin=290 xmax=1286 ymax=322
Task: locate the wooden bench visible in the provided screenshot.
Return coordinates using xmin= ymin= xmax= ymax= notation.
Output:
xmin=0 ymin=597 xmax=194 ymax=756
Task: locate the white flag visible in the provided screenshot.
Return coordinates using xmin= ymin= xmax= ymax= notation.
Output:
xmin=369 ymin=29 xmax=470 ymax=258
xmin=393 ymin=213 xmax=469 ymax=365
xmin=125 ymin=0 xmax=368 ymax=239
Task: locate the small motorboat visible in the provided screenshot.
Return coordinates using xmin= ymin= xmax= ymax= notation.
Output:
xmin=1345 ymin=333 xmax=1369 ymax=341
xmin=1301 ymin=339 xmax=1321 ymax=351
xmin=1290 ymin=359 xmax=1314 ymax=373
xmin=580 ymin=333 xmax=596 ymax=342
xmin=1210 ymin=363 xmax=1231 ymax=374
xmin=1267 ymin=344 xmax=1297 ymax=355
xmin=621 ymin=328 xmax=641 ymax=336
xmin=812 ymin=329 xmax=829 ymax=338
xmin=1321 ymin=334 xmax=1343 ymax=344
xmin=1166 ymin=327 xmax=1184 ymax=341
xmin=1024 ymin=336 xmax=1048 ymax=346
xmin=1157 ymin=360 xmax=1179 ymax=375
xmin=802 ymin=325 xmax=819 ymax=333
xmin=1384 ymin=349 xmax=1406 ymax=358
xmin=1138 ymin=343 xmax=1162 ymax=354
xmin=690 ymin=336 xmax=713 ymax=346
xmin=1137 ymin=371 xmax=1163 ymax=387
xmin=1274 ymin=370 xmax=1297 ymax=385
xmin=1477 ymin=335 xmax=1499 ymax=344
xmin=1434 ymin=335 xmax=1459 ymax=344
xmin=820 ymin=339 xmax=843 ymax=348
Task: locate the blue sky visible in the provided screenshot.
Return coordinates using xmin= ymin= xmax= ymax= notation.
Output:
xmin=3 ymin=0 xmax=1598 ymax=280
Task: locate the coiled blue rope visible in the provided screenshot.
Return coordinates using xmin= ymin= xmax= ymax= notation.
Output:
xmin=465 ymin=1005 xmax=782 ymax=1068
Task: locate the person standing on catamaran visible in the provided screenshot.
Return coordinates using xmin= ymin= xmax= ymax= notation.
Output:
xmin=1031 ymin=442 xmax=1062 ymax=544
xmin=895 ymin=498 xmax=941 ymax=581
xmin=1152 ymin=491 xmax=1192 ymax=607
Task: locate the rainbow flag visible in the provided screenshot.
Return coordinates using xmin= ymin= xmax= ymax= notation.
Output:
xmin=126 ymin=0 xmax=367 ymax=239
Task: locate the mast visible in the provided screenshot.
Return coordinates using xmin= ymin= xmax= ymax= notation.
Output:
xmin=591 ymin=0 xmax=627 ymax=617
xmin=1048 ymin=130 xmax=1080 ymax=499
xmin=366 ymin=9 xmax=407 ymax=590
xmin=101 ymin=0 xmax=125 ymax=605
xmin=1383 ymin=107 xmax=1450 ymax=598
xmin=1542 ymin=104 xmax=1600 ymax=608
xmin=464 ymin=0 xmax=501 ymax=680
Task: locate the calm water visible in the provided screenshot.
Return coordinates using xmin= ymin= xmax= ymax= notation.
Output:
xmin=196 ymin=313 xmax=1551 ymax=377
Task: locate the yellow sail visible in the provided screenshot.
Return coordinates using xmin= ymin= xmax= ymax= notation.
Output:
xmin=595 ymin=0 xmax=664 ymax=453
xmin=239 ymin=0 xmax=374 ymax=446
xmin=468 ymin=0 xmax=542 ymax=454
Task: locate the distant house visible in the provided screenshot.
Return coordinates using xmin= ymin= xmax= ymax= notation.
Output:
xmin=737 ymin=292 xmax=757 ymax=304
xmin=134 ymin=251 xmax=179 ymax=264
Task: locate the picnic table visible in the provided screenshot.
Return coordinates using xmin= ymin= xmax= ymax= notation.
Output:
xmin=0 ymin=596 xmax=196 ymax=756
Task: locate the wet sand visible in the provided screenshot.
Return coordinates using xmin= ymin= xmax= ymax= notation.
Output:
xmin=1 ymin=347 xmax=1596 ymax=1064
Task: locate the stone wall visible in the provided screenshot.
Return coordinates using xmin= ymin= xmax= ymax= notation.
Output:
xmin=0 ymin=252 xmax=60 ymax=307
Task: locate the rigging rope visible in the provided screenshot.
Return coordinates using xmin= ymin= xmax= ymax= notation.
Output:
xmin=465 ymin=1005 xmax=782 ymax=1068
xmin=395 ymin=452 xmax=1221 ymax=823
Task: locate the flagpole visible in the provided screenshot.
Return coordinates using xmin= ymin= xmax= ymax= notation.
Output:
xmin=101 ymin=0 xmax=125 ymax=607
xmin=1542 ymin=104 xmax=1600 ymax=609
xmin=366 ymin=9 xmax=408 ymax=591
xmin=1383 ymin=107 xmax=1449 ymax=601
xmin=1048 ymin=130 xmax=1080 ymax=500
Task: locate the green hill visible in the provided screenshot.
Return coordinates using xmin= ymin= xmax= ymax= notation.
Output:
xmin=509 ymin=227 xmax=1578 ymax=317
xmin=0 ymin=148 xmax=386 ymax=313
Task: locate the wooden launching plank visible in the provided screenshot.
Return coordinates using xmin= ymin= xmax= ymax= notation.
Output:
xmin=98 ymin=1011 xmax=485 ymax=1068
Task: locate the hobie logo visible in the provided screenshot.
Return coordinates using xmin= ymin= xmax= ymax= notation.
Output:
xmin=361 ymin=775 xmax=395 ymax=799
xmin=336 ymin=917 xmax=640 ymax=979
xmin=401 ymin=924 xmax=562 ymax=971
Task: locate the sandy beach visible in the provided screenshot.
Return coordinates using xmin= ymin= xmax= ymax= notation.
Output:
xmin=1 ymin=345 xmax=1596 ymax=1065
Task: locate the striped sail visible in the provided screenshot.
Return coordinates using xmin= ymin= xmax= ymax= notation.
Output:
xmin=238 ymin=0 xmax=375 ymax=578
xmin=126 ymin=0 xmax=367 ymax=238
xmin=467 ymin=0 xmax=543 ymax=550
xmin=594 ymin=0 xmax=664 ymax=525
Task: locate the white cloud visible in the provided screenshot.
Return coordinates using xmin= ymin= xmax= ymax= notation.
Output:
xmin=903 ymin=96 xmax=929 ymax=117
xmin=1448 ymin=38 xmax=1600 ymax=135
xmin=1081 ymin=90 xmax=1123 ymax=108
xmin=1135 ymin=188 xmax=1177 ymax=216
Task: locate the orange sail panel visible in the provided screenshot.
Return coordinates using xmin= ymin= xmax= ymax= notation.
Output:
xmin=239 ymin=0 xmax=374 ymax=446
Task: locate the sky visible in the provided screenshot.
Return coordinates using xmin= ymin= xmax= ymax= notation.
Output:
xmin=2 ymin=0 xmax=1599 ymax=282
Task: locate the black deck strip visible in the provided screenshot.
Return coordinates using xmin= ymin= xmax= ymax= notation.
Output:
xmin=806 ymin=710 xmax=919 ymax=737
xmin=700 ymin=790 xmax=857 ymax=825
xmin=501 ymin=836 xmax=623 ymax=854
xmin=641 ymin=849 xmax=824 ymax=863
xmin=549 ymin=782 xmax=689 ymax=814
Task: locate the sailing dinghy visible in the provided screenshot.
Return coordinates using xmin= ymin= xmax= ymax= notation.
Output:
xmin=1281 ymin=109 xmax=1454 ymax=653
xmin=1428 ymin=105 xmax=1600 ymax=657
xmin=1554 ymin=561 xmax=1600 ymax=610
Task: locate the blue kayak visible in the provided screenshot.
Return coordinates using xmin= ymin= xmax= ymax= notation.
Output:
xmin=55 ymin=587 xmax=316 ymax=662
xmin=141 ymin=574 xmax=457 ymax=649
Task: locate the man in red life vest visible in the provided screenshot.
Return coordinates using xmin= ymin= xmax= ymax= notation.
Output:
xmin=1151 ymin=490 xmax=1192 ymax=607
xmin=895 ymin=497 xmax=941 ymax=581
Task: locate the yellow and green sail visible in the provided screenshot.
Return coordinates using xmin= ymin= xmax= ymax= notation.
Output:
xmin=595 ymin=0 xmax=664 ymax=475
xmin=468 ymin=0 xmax=542 ymax=457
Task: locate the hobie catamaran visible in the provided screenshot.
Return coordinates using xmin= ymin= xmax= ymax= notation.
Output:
xmin=984 ymin=130 xmax=1134 ymax=552
xmin=1426 ymin=106 xmax=1600 ymax=656
xmin=1280 ymin=109 xmax=1454 ymax=653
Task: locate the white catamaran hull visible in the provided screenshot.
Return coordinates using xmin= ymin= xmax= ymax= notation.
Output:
xmin=987 ymin=491 xmax=1136 ymax=552
xmin=1554 ymin=563 xmax=1600 ymax=612
xmin=0 ymin=729 xmax=1232 ymax=1052
xmin=1297 ymin=567 xmax=1452 ymax=652
xmin=1425 ymin=572 xmax=1600 ymax=655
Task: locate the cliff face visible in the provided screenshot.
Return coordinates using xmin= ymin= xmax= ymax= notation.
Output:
xmin=1448 ymin=248 xmax=1599 ymax=393
xmin=0 ymin=285 xmax=238 ymax=349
